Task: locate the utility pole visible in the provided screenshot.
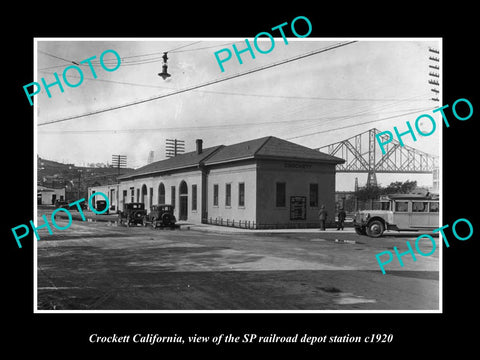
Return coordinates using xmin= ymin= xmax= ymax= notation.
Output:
xmin=111 ymin=155 xmax=127 ymax=213
xmin=77 ymin=169 xmax=82 ymax=199
xmin=428 ymin=47 xmax=440 ymax=192
xmin=111 ymin=155 xmax=127 ymax=176
xmin=428 ymin=47 xmax=440 ymax=102
xmin=165 ymin=139 xmax=185 ymax=158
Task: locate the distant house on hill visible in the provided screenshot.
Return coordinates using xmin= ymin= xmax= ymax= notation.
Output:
xmin=37 ymin=185 xmax=65 ymax=205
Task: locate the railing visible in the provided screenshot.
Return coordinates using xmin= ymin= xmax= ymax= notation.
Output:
xmin=204 ymin=218 xmax=338 ymax=229
xmin=206 ymin=217 xmax=257 ymax=229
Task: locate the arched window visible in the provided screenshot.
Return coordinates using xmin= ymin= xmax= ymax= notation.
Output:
xmin=158 ymin=183 xmax=165 ymax=204
xmin=179 ymin=181 xmax=188 ymax=221
xmin=179 ymin=181 xmax=188 ymax=196
xmin=141 ymin=184 xmax=147 ymax=205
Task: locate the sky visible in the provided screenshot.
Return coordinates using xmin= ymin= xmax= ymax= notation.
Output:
xmin=35 ymin=38 xmax=441 ymax=191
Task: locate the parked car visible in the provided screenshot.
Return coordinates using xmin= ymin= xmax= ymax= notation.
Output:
xmin=70 ymin=201 xmax=87 ymax=211
xmin=118 ymin=203 xmax=147 ymax=227
xmin=95 ymin=200 xmax=109 ymax=214
xmin=54 ymin=200 xmax=69 ymax=208
xmin=144 ymin=204 xmax=177 ymax=228
xmin=353 ymin=193 xmax=439 ymax=237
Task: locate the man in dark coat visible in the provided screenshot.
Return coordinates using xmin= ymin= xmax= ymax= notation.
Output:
xmin=337 ymin=208 xmax=347 ymax=230
xmin=318 ymin=205 xmax=327 ymax=230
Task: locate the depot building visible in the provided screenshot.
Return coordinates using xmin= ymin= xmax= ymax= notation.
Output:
xmin=88 ymin=136 xmax=344 ymax=229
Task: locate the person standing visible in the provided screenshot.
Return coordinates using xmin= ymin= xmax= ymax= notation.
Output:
xmin=318 ymin=205 xmax=327 ymax=231
xmin=337 ymin=208 xmax=346 ymax=230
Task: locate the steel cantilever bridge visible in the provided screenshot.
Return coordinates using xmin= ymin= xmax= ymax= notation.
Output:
xmin=316 ymin=128 xmax=439 ymax=187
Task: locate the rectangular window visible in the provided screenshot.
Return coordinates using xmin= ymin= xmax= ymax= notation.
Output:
xmin=225 ymin=183 xmax=231 ymax=207
xmin=110 ymin=189 xmax=115 ymax=210
xmin=171 ymin=186 xmax=176 ymax=208
xmin=192 ymin=184 xmax=197 ymax=211
xmin=136 ymin=188 xmax=140 ymax=203
xmin=238 ymin=182 xmax=245 ymax=207
xmin=412 ymin=201 xmax=428 ymax=212
xmin=149 ymin=187 xmax=153 ymax=208
xmin=381 ymin=202 xmax=391 ymax=211
xmin=276 ymin=182 xmax=286 ymax=207
xmin=130 ymin=188 xmax=134 ymax=203
xmin=309 ymin=183 xmax=318 ymax=207
xmin=429 ymin=201 xmax=439 ymax=212
xmin=395 ymin=201 xmax=409 ymax=212
xmin=213 ymin=184 xmax=219 ymax=206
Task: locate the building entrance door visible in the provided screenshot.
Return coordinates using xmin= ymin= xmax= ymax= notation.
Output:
xmin=179 ymin=181 xmax=188 ymax=221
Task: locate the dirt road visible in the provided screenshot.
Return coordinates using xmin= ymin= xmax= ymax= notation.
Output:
xmin=36 ymin=218 xmax=439 ymax=311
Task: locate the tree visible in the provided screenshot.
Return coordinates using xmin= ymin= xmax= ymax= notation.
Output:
xmin=354 ymin=185 xmax=382 ymax=201
xmin=383 ymin=180 xmax=417 ymax=195
xmin=354 ymin=180 xmax=418 ymax=200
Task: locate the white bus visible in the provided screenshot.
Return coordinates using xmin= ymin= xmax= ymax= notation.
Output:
xmin=353 ymin=193 xmax=439 ymax=237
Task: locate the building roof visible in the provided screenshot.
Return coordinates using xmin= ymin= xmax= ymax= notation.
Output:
xmin=204 ymin=136 xmax=345 ymax=165
xmin=119 ymin=136 xmax=344 ymax=180
xmin=37 ymin=185 xmax=65 ymax=192
xmin=386 ymin=193 xmax=439 ymax=200
xmin=118 ymin=145 xmax=224 ymax=180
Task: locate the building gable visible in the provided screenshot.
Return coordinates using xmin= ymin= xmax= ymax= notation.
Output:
xmin=204 ymin=136 xmax=345 ymax=166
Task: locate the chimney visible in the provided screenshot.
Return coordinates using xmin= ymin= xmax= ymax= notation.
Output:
xmin=196 ymin=139 xmax=203 ymax=154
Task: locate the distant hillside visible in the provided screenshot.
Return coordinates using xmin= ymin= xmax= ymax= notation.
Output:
xmin=38 ymin=158 xmax=75 ymax=177
xmin=38 ymin=156 xmax=134 ymax=199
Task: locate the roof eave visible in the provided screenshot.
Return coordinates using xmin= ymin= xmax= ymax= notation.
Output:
xmin=118 ymin=164 xmax=202 ymax=181
xmin=118 ymin=146 xmax=225 ymax=181
xmin=255 ymin=154 xmax=345 ymax=164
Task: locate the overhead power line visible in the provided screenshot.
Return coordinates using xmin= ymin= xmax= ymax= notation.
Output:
xmin=39 ymin=108 xmax=428 ymax=140
xmin=38 ymin=41 xmax=358 ymax=127
xmin=38 ymin=50 xmax=80 ymax=66
xmin=40 ymin=55 xmax=165 ymax=69
xmin=38 ymin=41 xmax=220 ymax=70
xmin=285 ymin=106 xmax=437 ymax=141
xmin=37 ymin=116 xmax=344 ymax=134
xmin=40 ymin=68 xmax=429 ymax=103
xmin=281 ymin=94 xmax=430 ymax=137
xmin=38 ymin=103 xmax=431 ymax=135
xmin=169 ymin=41 xmax=237 ymax=53
xmin=168 ymin=41 xmax=203 ymax=53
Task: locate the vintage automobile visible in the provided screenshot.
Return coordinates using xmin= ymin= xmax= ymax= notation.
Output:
xmin=71 ymin=200 xmax=88 ymax=211
xmin=144 ymin=204 xmax=177 ymax=229
xmin=118 ymin=203 xmax=147 ymax=227
xmin=54 ymin=200 xmax=69 ymax=208
xmin=353 ymin=193 xmax=439 ymax=237
xmin=95 ymin=199 xmax=109 ymax=214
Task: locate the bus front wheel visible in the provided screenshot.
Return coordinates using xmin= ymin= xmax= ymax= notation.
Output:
xmin=366 ymin=220 xmax=384 ymax=238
